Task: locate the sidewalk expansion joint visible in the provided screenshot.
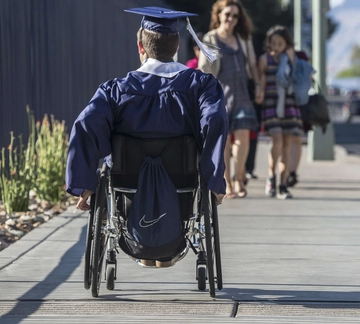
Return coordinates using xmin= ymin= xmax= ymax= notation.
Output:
xmin=236 ymin=301 xmax=360 ymax=317
xmin=0 ymin=300 xmax=235 ymax=317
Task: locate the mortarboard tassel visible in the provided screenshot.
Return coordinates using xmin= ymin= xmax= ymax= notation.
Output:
xmin=186 ymin=18 xmax=219 ymax=64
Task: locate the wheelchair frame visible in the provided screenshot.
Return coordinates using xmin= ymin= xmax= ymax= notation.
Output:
xmin=83 ymin=140 xmax=223 ymax=298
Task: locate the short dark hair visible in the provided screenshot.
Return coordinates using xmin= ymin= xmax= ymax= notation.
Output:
xmin=137 ymin=28 xmax=180 ymax=60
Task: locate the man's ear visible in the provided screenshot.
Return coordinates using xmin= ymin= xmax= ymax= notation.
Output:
xmin=138 ymin=41 xmax=146 ymax=55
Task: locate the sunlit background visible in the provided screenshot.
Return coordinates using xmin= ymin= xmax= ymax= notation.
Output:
xmin=330 ymin=0 xmax=345 ymax=7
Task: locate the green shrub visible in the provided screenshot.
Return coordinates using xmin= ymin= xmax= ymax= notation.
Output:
xmin=0 ymin=107 xmax=69 ymax=214
xmin=34 ymin=114 xmax=69 ymax=203
xmin=0 ymin=107 xmax=36 ymax=214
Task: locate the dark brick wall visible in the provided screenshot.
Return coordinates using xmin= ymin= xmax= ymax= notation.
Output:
xmin=0 ymin=0 xmax=190 ymax=149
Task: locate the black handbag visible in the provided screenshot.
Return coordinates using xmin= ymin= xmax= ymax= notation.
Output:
xmin=299 ymin=86 xmax=330 ymax=128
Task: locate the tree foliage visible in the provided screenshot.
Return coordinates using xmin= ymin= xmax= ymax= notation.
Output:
xmin=336 ymin=44 xmax=360 ymax=78
xmin=336 ymin=66 xmax=360 ymax=78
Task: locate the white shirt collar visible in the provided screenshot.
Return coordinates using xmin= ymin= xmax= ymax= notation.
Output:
xmin=136 ymin=58 xmax=188 ymax=78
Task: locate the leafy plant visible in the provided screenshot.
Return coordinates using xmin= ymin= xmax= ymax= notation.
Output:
xmin=0 ymin=107 xmax=36 ymax=214
xmin=34 ymin=114 xmax=69 ymax=203
xmin=336 ymin=66 xmax=360 ymax=78
xmin=336 ymin=44 xmax=360 ymax=78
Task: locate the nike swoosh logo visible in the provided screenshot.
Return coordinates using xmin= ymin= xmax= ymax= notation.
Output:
xmin=139 ymin=213 xmax=166 ymax=228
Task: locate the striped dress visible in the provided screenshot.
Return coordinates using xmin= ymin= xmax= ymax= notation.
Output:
xmin=262 ymin=54 xmax=303 ymax=135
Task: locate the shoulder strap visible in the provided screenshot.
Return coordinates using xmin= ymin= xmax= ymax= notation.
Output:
xmin=244 ymin=41 xmax=253 ymax=79
xmin=312 ymin=79 xmax=325 ymax=95
xmin=244 ymin=37 xmax=258 ymax=80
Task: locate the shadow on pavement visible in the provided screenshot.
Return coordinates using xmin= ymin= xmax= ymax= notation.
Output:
xmin=0 ymin=223 xmax=87 ymax=323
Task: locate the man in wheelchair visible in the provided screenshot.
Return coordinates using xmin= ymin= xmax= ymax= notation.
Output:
xmin=65 ymin=7 xmax=228 ymax=296
xmin=66 ymin=7 xmax=228 ymax=210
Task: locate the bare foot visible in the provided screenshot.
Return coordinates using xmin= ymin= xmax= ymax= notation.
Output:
xmin=233 ymin=179 xmax=247 ymax=198
xmin=225 ymin=186 xmax=237 ymax=199
xmin=225 ymin=192 xmax=237 ymax=199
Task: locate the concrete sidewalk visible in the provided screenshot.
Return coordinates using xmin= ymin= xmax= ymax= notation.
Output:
xmin=0 ymin=142 xmax=360 ymax=323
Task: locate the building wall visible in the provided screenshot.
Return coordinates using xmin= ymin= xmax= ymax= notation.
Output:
xmin=0 ymin=0 xmax=189 ymax=149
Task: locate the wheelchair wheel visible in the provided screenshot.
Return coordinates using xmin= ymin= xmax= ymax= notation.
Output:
xmin=90 ymin=163 xmax=109 ymax=297
xmin=106 ymin=266 xmax=115 ymax=291
xmin=197 ymin=265 xmax=207 ymax=291
xmin=84 ymin=194 xmax=96 ymax=290
xmin=196 ymin=250 xmax=207 ymax=291
xmin=202 ymin=189 xmax=215 ymax=297
xmin=211 ymin=194 xmax=223 ymax=291
xmin=201 ymin=185 xmax=223 ymax=297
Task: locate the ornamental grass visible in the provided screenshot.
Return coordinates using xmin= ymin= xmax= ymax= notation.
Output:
xmin=0 ymin=107 xmax=36 ymax=214
xmin=34 ymin=114 xmax=69 ymax=203
xmin=0 ymin=107 xmax=69 ymax=214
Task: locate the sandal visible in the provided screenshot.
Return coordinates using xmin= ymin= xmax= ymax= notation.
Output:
xmin=232 ymin=177 xmax=247 ymax=198
xmin=236 ymin=189 xmax=247 ymax=198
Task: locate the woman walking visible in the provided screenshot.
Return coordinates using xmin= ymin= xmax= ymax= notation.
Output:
xmin=198 ymin=0 xmax=261 ymax=199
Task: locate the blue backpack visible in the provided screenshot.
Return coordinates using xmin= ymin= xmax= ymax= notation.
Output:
xmin=119 ymin=155 xmax=186 ymax=260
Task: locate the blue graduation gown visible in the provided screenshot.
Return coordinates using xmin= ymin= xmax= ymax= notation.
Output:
xmin=66 ymin=59 xmax=228 ymax=196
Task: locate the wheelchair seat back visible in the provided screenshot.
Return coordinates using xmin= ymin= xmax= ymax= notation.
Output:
xmin=111 ymin=134 xmax=199 ymax=189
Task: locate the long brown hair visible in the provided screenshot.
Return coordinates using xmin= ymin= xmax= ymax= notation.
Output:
xmin=209 ymin=0 xmax=253 ymax=39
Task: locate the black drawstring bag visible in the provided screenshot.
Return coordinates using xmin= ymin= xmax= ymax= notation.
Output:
xmin=119 ymin=156 xmax=186 ymax=260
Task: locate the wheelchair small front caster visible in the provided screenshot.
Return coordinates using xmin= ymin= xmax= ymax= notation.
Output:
xmin=106 ymin=250 xmax=117 ymax=291
xmin=196 ymin=251 xmax=207 ymax=291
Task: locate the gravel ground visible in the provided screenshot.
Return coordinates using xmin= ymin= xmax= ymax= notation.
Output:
xmin=0 ymin=191 xmax=77 ymax=251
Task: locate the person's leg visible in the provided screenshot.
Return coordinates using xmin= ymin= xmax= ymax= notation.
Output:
xmin=247 ymin=102 xmax=262 ymax=179
xmin=289 ymin=135 xmax=302 ymax=172
xmin=268 ymin=132 xmax=283 ymax=177
xmin=278 ymin=134 xmax=293 ymax=199
xmin=287 ymin=135 xmax=302 ymax=187
xmin=245 ymin=132 xmax=258 ymax=178
xmin=232 ymin=129 xmax=249 ymax=197
xmin=266 ymin=132 xmax=283 ymax=197
xmin=224 ymin=135 xmax=236 ymax=198
xmin=279 ymin=134 xmax=292 ymax=185
xmin=245 ymin=139 xmax=255 ymax=174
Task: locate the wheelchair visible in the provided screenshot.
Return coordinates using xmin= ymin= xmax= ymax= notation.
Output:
xmin=83 ymin=133 xmax=223 ymax=297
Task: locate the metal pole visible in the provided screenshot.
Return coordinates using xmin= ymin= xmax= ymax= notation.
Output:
xmin=294 ymin=0 xmax=302 ymax=51
xmin=312 ymin=0 xmax=327 ymax=91
xmin=308 ymin=0 xmax=335 ymax=161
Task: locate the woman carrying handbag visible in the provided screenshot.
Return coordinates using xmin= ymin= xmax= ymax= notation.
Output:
xmin=198 ymin=0 xmax=262 ymax=199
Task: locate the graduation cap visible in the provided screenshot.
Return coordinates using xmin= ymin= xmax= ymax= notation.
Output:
xmin=124 ymin=6 xmax=218 ymax=64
